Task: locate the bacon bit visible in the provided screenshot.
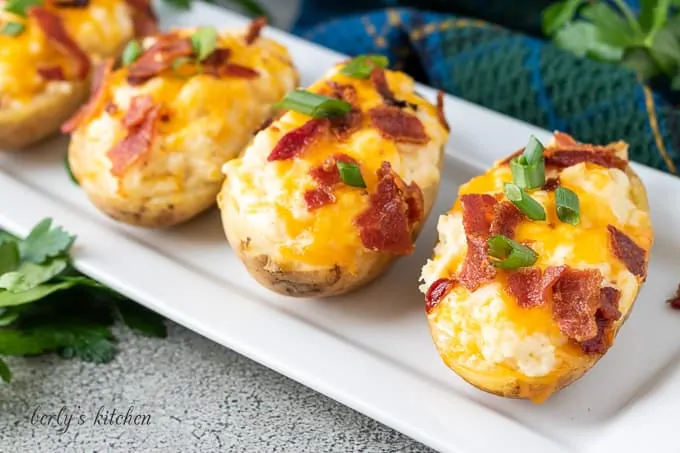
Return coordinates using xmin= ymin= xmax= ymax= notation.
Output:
xmin=309 ymin=153 xmax=357 ymax=186
xmin=124 ymin=0 xmax=158 ymax=37
xmin=267 ymin=119 xmax=329 ymax=161
xmin=126 ymin=36 xmax=193 ymax=85
xmin=304 ymin=187 xmax=336 ymax=211
xmin=553 ymin=131 xmax=579 ymax=147
xmin=580 ymin=287 xmax=622 ymax=354
xmin=29 ymin=7 xmax=90 ymax=80
xmin=61 ymin=58 xmax=114 ymax=133
xmin=459 ymin=236 xmax=497 ymax=291
xmin=436 ymin=90 xmax=449 ymax=131
xmin=369 ymin=105 xmax=429 ymax=144
xmin=545 ymin=149 xmax=627 ymax=170
xmin=425 ymin=278 xmax=456 ymax=313
xmin=218 ymin=63 xmax=259 ymax=79
xmin=104 ymin=102 xmax=118 ymax=115
xmin=508 ymin=265 xmax=566 ymax=309
xmin=37 ymin=66 xmax=66 ymax=81
xmin=370 ymin=67 xmax=409 ymax=108
xmin=667 ymin=285 xmax=680 ymax=309
xmin=404 ymin=181 xmax=424 ymax=226
xmin=354 ymin=162 xmax=414 ymax=255
xmin=245 ymin=16 xmax=267 ymax=45
xmin=254 ymin=116 xmax=274 ymax=135
xmin=325 ymin=82 xmax=362 ymax=140
xmin=201 ymin=48 xmax=232 ymax=75
xmin=122 ymin=95 xmax=155 ymax=128
xmin=607 ymin=225 xmax=647 ymax=278
xmin=327 ymin=81 xmax=359 ymax=105
xmin=552 ymin=268 xmax=602 ymax=342
xmin=542 ymin=177 xmax=560 ymax=191
xmin=107 ymin=103 xmax=161 ymax=176
xmin=461 ymin=194 xmax=497 ymax=236
xmin=500 ymin=148 xmax=524 ymax=165
xmin=52 ymin=0 xmax=89 ymax=7
xmin=490 ymin=201 xmax=523 ymax=238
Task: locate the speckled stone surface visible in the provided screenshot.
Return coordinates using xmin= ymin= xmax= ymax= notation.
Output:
xmin=0 ymin=323 xmax=433 ymax=452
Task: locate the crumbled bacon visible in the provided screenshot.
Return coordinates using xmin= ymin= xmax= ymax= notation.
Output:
xmin=404 ymin=181 xmax=424 ymax=226
xmin=607 ymin=225 xmax=647 ymax=278
xmin=104 ymin=102 xmax=118 ymax=115
xmin=545 ymin=149 xmax=627 ymax=170
xmin=122 ymin=95 xmax=155 ymax=128
xmin=490 ymin=201 xmax=523 ymax=238
xmin=370 ymin=67 xmax=408 ymax=108
xmin=580 ymin=287 xmax=622 ymax=354
xmin=354 ymin=162 xmax=415 ymax=255
xmin=245 ymin=16 xmax=267 ymax=45
xmin=304 ymin=187 xmax=336 ymax=211
xmin=126 ymin=35 xmax=193 ymax=85
xmin=552 ymin=131 xmax=579 ymax=147
xmin=461 ymin=194 xmax=497 ymax=236
xmin=369 ymin=105 xmax=428 ymax=144
xmin=436 ymin=91 xmax=449 ymax=131
xmin=37 ymin=66 xmax=66 ymax=81
xmin=326 ymin=82 xmax=362 ymax=140
xmin=124 ymin=0 xmax=158 ymax=37
xmin=425 ymin=278 xmax=456 ymax=313
xmin=61 ymin=58 xmax=114 ymax=133
xmin=542 ymin=177 xmax=560 ymax=191
xmin=267 ymin=119 xmax=329 ymax=161
xmin=552 ymin=268 xmax=602 ymax=342
xmin=218 ymin=64 xmax=259 ymax=79
xmin=29 ymin=7 xmax=90 ymax=80
xmin=201 ymin=48 xmax=232 ymax=75
xmin=52 ymin=0 xmax=89 ymax=7
xmin=107 ymin=102 xmax=162 ymax=176
xmin=309 ymin=153 xmax=357 ymax=186
xmin=459 ymin=236 xmax=497 ymax=291
xmin=667 ymin=284 xmax=680 ymax=309
xmin=507 ymin=265 xmax=566 ymax=309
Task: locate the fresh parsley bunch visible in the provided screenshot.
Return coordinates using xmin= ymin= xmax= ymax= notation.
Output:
xmin=0 ymin=219 xmax=167 ymax=384
xmin=542 ymin=0 xmax=680 ymax=91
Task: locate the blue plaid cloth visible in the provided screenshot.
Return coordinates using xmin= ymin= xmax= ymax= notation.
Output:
xmin=291 ymin=0 xmax=680 ymax=175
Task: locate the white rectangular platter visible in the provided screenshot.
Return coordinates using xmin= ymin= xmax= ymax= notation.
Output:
xmin=2 ymin=3 xmax=680 ymax=453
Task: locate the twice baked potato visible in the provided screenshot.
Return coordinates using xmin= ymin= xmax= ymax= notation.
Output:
xmin=419 ymin=131 xmax=653 ymax=402
xmin=66 ymin=21 xmax=299 ymax=227
xmin=218 ymin=56 xmax=451 ymax=297
xmin=0 ymin=0 xmax=151 ymax=149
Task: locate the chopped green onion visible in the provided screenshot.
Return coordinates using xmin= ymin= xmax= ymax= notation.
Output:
xmin=64 ymin=154 xmax=78 ymax=186
xmin=3 ymin=0 xmax=42 ymax=17
xmin=190 ymin=26 xmax=218 ymax=61
xmin=510 ymin=156 xmax=545 ymax=189
xmin=555 ymin=187 xmax=580 ymax=225
xmin=121 ymin=40 xmax=142 ymax=66
xmin=522 ymin=135 xmax=545 ymax=165
xmin=0 ymin=21 xmax=24 ymax=36
xmin=337 ymin=161 xmax=366 ymax=188
xmin=487 ymin=235 xmax=538 ymax=269
xmin=504 ymin=183 xmax=546 ymax=221
xmin=339 ymin=54 xmax=389 ymax=79
xmin=273 ymin=89 xmax=352 ymax=118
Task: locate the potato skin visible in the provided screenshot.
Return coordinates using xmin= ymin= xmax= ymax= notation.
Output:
xmin=219 ymin=157 xmax=443 ymax=298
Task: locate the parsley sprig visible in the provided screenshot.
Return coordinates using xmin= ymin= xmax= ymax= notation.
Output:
xmin=0 ymin=219 xmax=167 ymax=384
xmin=542 ymin=0 xmax=680 ymax=90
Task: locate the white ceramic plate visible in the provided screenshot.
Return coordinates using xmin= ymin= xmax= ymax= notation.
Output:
xmin=2 ymin=4 xmax=679 ymax=453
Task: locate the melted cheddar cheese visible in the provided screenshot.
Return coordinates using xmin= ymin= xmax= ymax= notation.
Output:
xmin=0 ymin=0 xmax=134 ymax=105
xmin=220 ymin=65 xmax=450 ymax=272
xmin=419 ymin=137 xmax=652 ymax=387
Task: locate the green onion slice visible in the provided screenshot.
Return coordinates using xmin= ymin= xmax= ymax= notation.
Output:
xmin=4 ymin=0 xmax=42 ymax=17
xmin=273 ymin=89 xmax=352 ymax=118
xmin=487 ymin=235 xmax=538 ymax=269
xmin=555 ymin=187 xmax=580 ymax=225
xmin=339 ymin=54 xmax=389 ymax=79
xmin=337 ymin=161 xmax=366 ymax=188
xmin=510 ymin=156 xmax=545 ymax=189
xmin=121 ymin=40 xmax=142 ymax=66
xmin=522 ymin=135 xmax=545 ymax=165
xmin=64 ymin=154 xmax=78 ymax=186
xmin=504 ymin=183 xmax=546 ymax=221
xmin=0 ymin=21 xmax=24 ymax=36
xmin=190 ymin=26 xmax=218 ymax=61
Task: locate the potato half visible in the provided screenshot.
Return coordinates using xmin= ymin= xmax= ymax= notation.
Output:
xmin=67 ymin=25 xmax=299 ymax=227
xmin=419 ymin=132 xmax=653 ymax=402
xmin=219 ymin=62 xmax=451 ymax=297
xmin=0 ymin=0 xmax=138 ymax=149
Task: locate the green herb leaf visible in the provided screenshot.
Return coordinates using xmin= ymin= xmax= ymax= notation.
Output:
xmin=336 ymin=161 xmax=366 ymax=188
xmin=0 ymin=21 xmax=24 ymax=36
xmin=541 ymin=0 xmax=585 ymax=35
xmin=273 ymin=89 xmax=352 ymax=118
xmin=487 ymin=235 xmax=539 ymax=269
xmin=0 ymin=280 xmax=80 ymax=308
xmin=3 ymin=0 xmax=42 ymax=17
xmin=190 ymin=26 xmax=218 ymax=61
xmin=0 ymin=310 xmax=20 ymax=327
xmin=504 ymin=183 xmax=547 ymax=221
xmin=621 ymin=48 xmax=663 ymax=79
xmin=581 ymin=2 xmax=642 ymax=47
xmin=0 ymin=242 xmax=19 ymax=275
xmin=0 ymin=259 xmax=68 ymax=293
xmin=0 ymin=358 xmax=11 ymax=383
xmin=554 ymin=21 xmax=625 ymax=62
xmin=649 ymin=27 xmax=680 ymax=75
xmin=115 ymin=300 xmax=167 ymax=338
xmin=121 ymin=40 xmax=142 ymax=66
xmin=339 ymin=54 xmax=389 ymax=79
xmin=639 ymin=0 xmax=671 ymax=44
xmin=19 ymin=218 xmax=75 ymax=263
xmin=555 ymin=187 xmax=581 ymax=225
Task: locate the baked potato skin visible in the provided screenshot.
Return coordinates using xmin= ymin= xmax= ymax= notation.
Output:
xmin=219 ymin=65 xmax=450 ymax=298
xmin=0 ymin=0 xmax=136 ymax=150
xmin=420 ymin=134 xmax=652 ymax=402
xmin=68 ymin=27 xmax=299 ymax=228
